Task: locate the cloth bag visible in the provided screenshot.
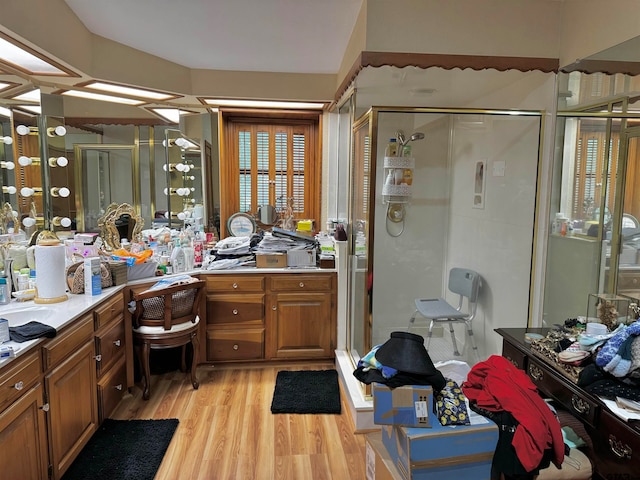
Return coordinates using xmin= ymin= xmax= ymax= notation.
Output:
xmin=66 ymin=260 xmax=113 ymax=294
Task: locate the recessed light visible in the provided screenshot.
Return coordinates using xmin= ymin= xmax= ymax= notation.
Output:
xmin=151 ymin=108 xmax=181 ymax=123
xmin=202 ymin=98 xmax=325 ymax=109
xmin=0 ymin=34 xmax=73 ymax=76
xmin=83 ymin=81 xmax=176 ymax=101
xmin=61 ymin=89 xmax=145 ymax=106
xmin=11 ymin=88 xmax=40 ymax=103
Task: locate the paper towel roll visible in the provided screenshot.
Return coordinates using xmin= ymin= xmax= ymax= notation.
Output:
xmin=35 ymin=244 xmax=68 ymax=303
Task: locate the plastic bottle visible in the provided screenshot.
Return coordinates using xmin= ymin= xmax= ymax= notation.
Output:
xmin=385 ymin=138 xmax=398 ymax=157
xmin=170 ymin=240 xmax=186 ymax=273
xmin=402 ymin=144 xmax=412 ymax=157
xmin=0 ymin=278 xmax=9 ymax=304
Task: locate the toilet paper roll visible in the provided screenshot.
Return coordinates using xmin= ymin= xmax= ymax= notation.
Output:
xmin=35 ymin=244 xmax=68 ymax=302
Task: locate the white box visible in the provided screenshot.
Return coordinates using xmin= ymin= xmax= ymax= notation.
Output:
xmin=0 ymin=318 xmax=9 ymax=343
xmin=287 ymin=249 xmax=316 ymax=267
xmin=84 ymin=257 xmax=102 ymax=295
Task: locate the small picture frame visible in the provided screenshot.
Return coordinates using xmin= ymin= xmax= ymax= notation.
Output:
xmin=473 ymin=160 xmax=486 ymax=209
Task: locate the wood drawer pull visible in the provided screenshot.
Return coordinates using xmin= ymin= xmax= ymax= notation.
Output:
xmin=608 ymin=434 xmax=632 ymax=459
xmin=528 ymin=364 xmax=543 ymax=381
xmin=13 ymin=381 xmax=24 ymax=391
xmin=233 ymin=344 xmax=239 ymax=350
xmin=232 ymin=309 xmax=238 ymax=315
xmin=505 ymin=356 xmax=517 ymax=367
xmin=113 ymin=339 xmax=121 ymax=347
xmin=299 ymin=282 xmax=305 ymax=288
xmin=114 ymin=384 xmax=123 ymax=391
xmin=232 ymin=283 xmax=238 ymax=289
xmin=570 ymin=394 xmax=590 ymax=415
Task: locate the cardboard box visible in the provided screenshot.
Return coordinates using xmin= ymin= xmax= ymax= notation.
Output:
xmin=373 ymin=383 xmax=433 ymax=427
xmin=84 ymin=257 xmax=102 ymax=296
xmin=256 ymin=253 xmax=287 ymax=268
xmin=381 ymin=417 xmax=498 ymax=480
xmin=108 ymin=261 xmax=128 ymax=285
xmin=287 ymin=249 xmax=316 ymax=267
xmin=366 ymin=432 xmax=404 ymax=480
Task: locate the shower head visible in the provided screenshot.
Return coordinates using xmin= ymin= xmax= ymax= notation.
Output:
xmin=408 ymin=132 xmax=425 ymax=143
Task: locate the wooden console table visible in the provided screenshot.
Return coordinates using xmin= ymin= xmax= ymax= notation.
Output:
xmin=496 ymin=328 xmax=640 ymax=480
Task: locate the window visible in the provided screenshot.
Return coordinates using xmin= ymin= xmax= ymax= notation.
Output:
xmin=220 ymin=110 xmax=321 ymax=236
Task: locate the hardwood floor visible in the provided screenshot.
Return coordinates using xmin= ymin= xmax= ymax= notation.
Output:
xmin=111 ymin=362 xmax=368 ymax=480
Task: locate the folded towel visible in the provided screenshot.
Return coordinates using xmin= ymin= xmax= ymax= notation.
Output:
xmin=9 ymin=321 xmax=57 ymax=343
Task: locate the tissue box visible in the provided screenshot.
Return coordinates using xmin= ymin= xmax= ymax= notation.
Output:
xmin=84 ymin=257 xmax=102 ymax=296
xmin=380 ymin=419 xmax=498 ymax=480
xmin=127 ymin=262 xmax=158 ymax=281
xmin=287 ymin=249 xmax=316 ymax=267
xmin=373 ymin=383 xmax=433 ymax=427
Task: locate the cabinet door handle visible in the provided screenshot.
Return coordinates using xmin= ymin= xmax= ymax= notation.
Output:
xmin=299 ymin=282 xmax=305 ymax=288
xmin=232 ymin=283 xmax=238 ymax=289
xmin=608 ymin=434 xmax=632 ymax=459
xmin=571 ymin=394 xmax=590 ymax=415
xmin=94 ymin=354 xmax=102 ymax=362
xmin=13 ymin=381 xmax=24 ymax=391
xmin=40 ymin=403 xmax=50 ymax=412
xmin=232 ymin=309 xmax=238 ymax=315
xmin=115 ymin=384 xmax=123 ymax=391
xmin=113 ymin=339 xmax=121 ymax=347
xmin=528 ymin=364 xmax=543 ymax=381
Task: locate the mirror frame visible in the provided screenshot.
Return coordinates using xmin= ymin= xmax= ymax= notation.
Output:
xmin=97 ymin=202 xmax=143 ymax=251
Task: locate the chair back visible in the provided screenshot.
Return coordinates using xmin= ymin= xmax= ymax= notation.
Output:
xmin=131 ymin=279 xmax=205 ymax=331
xmin=448 ymin=268 xmax=481 ymax=318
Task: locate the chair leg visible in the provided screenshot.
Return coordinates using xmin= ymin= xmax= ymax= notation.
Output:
xmin=426 ymin=319 xmax=435 ymax=350
xmin=449 ymin=322 xmax=461 ymax=356
xmin=466 ymin=321 xmax=479 ymax=361
xmin=180 ymin=346 xmax=187 ymax=372
xmin=140 ymin=341 xmax=151 ymax=400
xmin=190 ymin=331 xmax=199 ymax=390
xmin=408 ymin=310 xmax=418 ymax=331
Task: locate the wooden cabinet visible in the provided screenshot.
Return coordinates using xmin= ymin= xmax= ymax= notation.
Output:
xmin=44 ymin=314 xmax=98 ymax=480
xmin=267 ymin=273 xmax=336 ymax=359
xmin=205 ymin=275 xmax=265 ymax=361
xmin=0 ymin=353 xmax=48 ymax=480
xmin=94 ymin=291 xmax=127 ymax=421
xmin=204 ymin=271 xmax=336 ymax=362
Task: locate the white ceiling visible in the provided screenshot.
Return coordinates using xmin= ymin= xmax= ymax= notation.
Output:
xmin=63 ymin=0 xmax=364 ymax=74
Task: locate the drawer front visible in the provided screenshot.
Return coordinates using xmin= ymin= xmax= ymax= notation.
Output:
xmin=95 ymin=319 xmax=126 ymax=377
xmin=526 ymin=357 xmax=598 ymax=427
xmin=207 ymin=294 xmax=264 ymax=325
xmin=42 ymin=314 xmax=94 ymax=370
xmin=269 ymin=274 xmax=333 ymax=292
xmin=592 ymin=410 xmax=640 ymax=477
xmin=0 ymin=352 xmax=41 ymax=413
xmin=94 ymin=294 xmax=124 ymax=330
xmin=502 ymin=340 xmax=527 ymax=370
xmin=207 ymin=328 xmax=264 ymax=361
xmin=206 ymin=276 xmax=264 ymax=293
xmin=97 ymin=356 xmax=127 ymax=422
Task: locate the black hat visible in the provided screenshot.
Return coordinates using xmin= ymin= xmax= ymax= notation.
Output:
xmin=376 ymin=331 xmax=438 ymax=376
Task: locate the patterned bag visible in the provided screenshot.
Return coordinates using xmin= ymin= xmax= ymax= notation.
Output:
xmin=435 ymin=379 xmax=471 ymax=426
xmin=66 ymin=261 xmax=113 ymax=294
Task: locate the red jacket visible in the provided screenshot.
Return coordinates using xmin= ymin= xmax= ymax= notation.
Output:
xmin=462 ymin=355 xmax=564 ymax=472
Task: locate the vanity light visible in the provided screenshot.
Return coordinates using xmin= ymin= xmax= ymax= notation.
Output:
xmin=22 ymin=217 xmax=36 ymax=228
xmin=1 ymin=161 xmax=15 ymax=170
xmin=2 ymin=186 xmax=16 ymax=194
xmin=16 ymin=125 xmax=38 ymax=136
xmin=20 ymin=187 xmax=41 ymax=197
xmin=52 ymin=216 xmax=72 ymax=228
xmin=46 ymin=126 xmax=67 ymax=137
xmin=50 ymin=187 xmax=70 ymax=198
xmin=0 ymin=136 xmax=12 ymax=144
xmin=18 ymin=156 xmax=39 ymax=166
xmin=177 ymin=212 xmax=187 ymax=221
xmin=48 ymin=156 xmax=68 ymax=167
xmin=175 ymin=163 xmax=186 ymax=172
xmin=189 ymin=176 xmax=195 ymax=181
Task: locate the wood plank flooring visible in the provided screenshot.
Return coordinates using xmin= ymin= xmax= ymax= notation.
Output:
xmin=110 ymin=362 xmax=368 ymax=480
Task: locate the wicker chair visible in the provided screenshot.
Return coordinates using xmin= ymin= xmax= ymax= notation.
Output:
xmin=130 ymin=279 xmax=205 ymax=400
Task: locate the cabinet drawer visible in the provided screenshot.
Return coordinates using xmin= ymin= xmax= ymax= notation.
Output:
xmin=207 ymin=328 xmax=264 ymax=361
xmin=502 ymin=341 xmax=527 ymax=370
xmin=97 ymin=356 xmax=126 ymax=422
xmin=269 ymin=274 xmax=333 ymax=292
xmin=206 ymin=294 xmax=264 ymax=325
xmin=206 ymin=276 xmax=264 ymax=293
xmin=95 ymin=319 xmax=126 ymax=377
xmin=94 ymin=294 xmax=124 ymax=330
xmin=0 ymin=351 xmax=41 ymax=413
xmin=42 ymin=314 xmax=94 ymax=370
xmin=526 ymin=357 xmax=598 ymax=427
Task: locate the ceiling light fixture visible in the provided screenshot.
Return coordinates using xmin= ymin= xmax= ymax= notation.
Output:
xmin=14 ymin=105 xmax=41 ymax=114
xmin=60 ymin=89 xmax=145 ymax=106
xmin=0 ymin=107 xmax=11 ymax=118
xmin=11 ymin=88 xmax=40 ymax=103
xmin=202 ymin=98 xmax=326 ymax=110
xmin=82 ymin=81 xmax=177 ymax=101
xmin=151 ymin=108 xmax=182 ymax=123
xmin=0 ymin=34 xmax=73 ymax=76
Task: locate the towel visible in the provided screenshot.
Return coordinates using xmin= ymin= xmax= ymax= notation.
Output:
xmin=9 ymin=321 xmax=57 ymax=343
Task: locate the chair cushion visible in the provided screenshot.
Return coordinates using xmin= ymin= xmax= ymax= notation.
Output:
xmin=141 ymin=289 xmax=196 ymax=319
xmin=415 ymin=298 xmax=467 ymax=319
xmin=133 ymin=315 xmax=200 ymax=335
